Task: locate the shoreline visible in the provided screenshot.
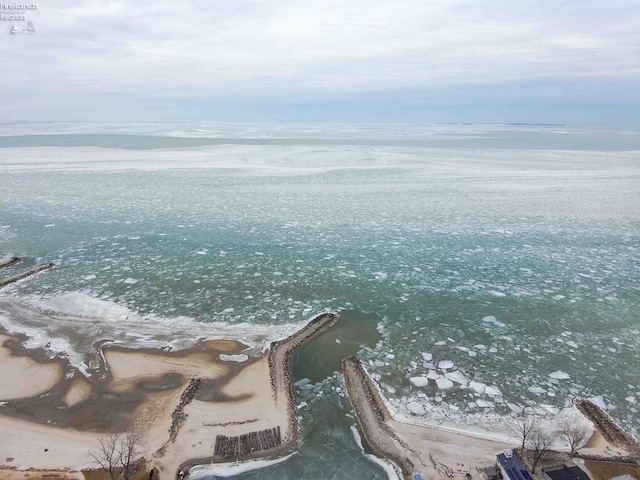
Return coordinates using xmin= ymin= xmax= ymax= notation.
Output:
xmin=342 ymin=356 xmax=640 ymax=480
xmin=175 ymin=311 xmax=339 ymax=477
xmin=0 ymin=311 xmax=339 ymax=479
xmin=2 ymin=309 xmax=639 ymax=480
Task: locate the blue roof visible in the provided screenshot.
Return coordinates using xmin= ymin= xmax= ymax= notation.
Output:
xmin=497 ymin=453 xmax=533 ymax=480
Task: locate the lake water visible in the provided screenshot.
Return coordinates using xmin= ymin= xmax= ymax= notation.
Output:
xmin=0 ymin=122 xmax=638 ymax=479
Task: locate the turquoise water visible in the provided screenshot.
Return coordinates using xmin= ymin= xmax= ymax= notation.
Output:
xmin=0 ymin=123 xmax=639 ymax=478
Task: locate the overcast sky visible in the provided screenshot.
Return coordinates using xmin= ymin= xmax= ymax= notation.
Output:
xmin=2 ymin=0 xmax=639 ymax=126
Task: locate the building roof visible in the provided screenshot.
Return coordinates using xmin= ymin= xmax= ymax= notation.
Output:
xmin=543 ymin=465 xmax=590 ymax=480
xmin=497 ymin=452 xmax=533 ymax=480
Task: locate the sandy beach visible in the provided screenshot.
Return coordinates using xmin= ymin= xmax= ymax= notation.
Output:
xmin=1 ymin=307 xmax=639 ymax=480
xmin=342 ymin=356 xmax=640 ymax=480
xmin=0 ymin=313 xmax=338 ymax=479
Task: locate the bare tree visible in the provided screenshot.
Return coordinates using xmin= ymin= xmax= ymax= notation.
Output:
xmin=89 ymin=428 xmax=142 ymax=480
xmin=527 ymin=428 xmax=555 ymax=473
xmin=558 ymin=414 xmax=590 ymax=455
xmin=89 ymin=433 xmax=122 ymax=480
xmin=510 ymin=413 xmax=538 ymax=450
xmin=119 ymin=428 xmax=141 ymax=480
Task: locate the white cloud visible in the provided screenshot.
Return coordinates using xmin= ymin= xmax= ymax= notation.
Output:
xmin=2 ymin=0 xmax=639 ymax=99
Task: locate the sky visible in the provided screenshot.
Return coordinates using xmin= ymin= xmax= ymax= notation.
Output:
xmin=1 ymin=0 xmax=639 ymax=127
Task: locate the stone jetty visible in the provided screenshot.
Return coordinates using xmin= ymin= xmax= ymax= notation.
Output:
xmin=0 ymin=257 xmax=21 ymax=268
xmin=176 ymin=312 xmax=339 ymax=479
xmin=0 ymin=262 xmax=55 ymax=289
xmin=267 ymin=312 xmax=339 ymax=446
xmin=575 ymin=398 xmax=640 ymax=459
xmin=342 ymin=356 xmax=427 ymax=480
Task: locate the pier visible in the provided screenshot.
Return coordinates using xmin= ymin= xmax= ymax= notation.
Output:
xmin=0 ymin=262 xmax=55 ymax=289
xmin=174 ymin=312 xmax=340 ymax=479
xmin=341 ymin=356 xmax=432 ymax=480
xmin=0 ymin=257 xmax=21 ymax=268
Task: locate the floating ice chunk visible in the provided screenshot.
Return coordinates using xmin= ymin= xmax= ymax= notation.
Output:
xmin=566 ymin=341 xmax=578 ymax=349
xmin=445 ymin=371 xmax=468 ymax=387
xmin=381 ymin=383 xmax=396 ymax=394
xmin=484 ymin=386 xmax=502 ymax=396
xmin=475 ymin=344 xmax=487 ymax=350
xmin=426 ymin=370 xmax=440 ymax=380
xmin=409 ymin=377 xmax=429 ymax=388
xmin=374 ymin=360 xmax=385 ymax=368
xmin=84 ymin=274 xmax=96 ymax=280
xmin=482 ymin=316 xmax=506 ymax=327
xmin=386 ymin=353 xmax=396 ymax=360
xmin=435 ymin=341 xmax=446 ymax=346
xmin=549 ymin=370 xmax=570 ymax=380
xmin=219 ymin=353 xmax=248 ymax=363
xmin=435 ymin=378 xmax=454 ymax=390
xmin=489 ymin=347 xmax=498 ymax=353
xmin=123 ymin=277 xmax=138 ymax=284
xmin=438 ymin=360 xmax=454 ymax=370
xmin=528 ymin=386 xmax=546 ymax=395
xmin=540 ymin=404 xmax=559 ymax=415
xmin=468 ymin=351 xmax=477 ymax=357
xmin=294 ymin=378 xmax=311 ymax=387
xmin=553 ymin=294 xmax=566 ymax=300
xmin=407 ymin=402 xmax=426 ymax=415
xmin=625 ymin=396 xmax=637 ymax=404
xmin=469 ymin=381 xmax=486 ymax=394
xmin=476 ymin=399 xmax=494 ymax=408
xmin=507 ymin=403 xmax=523 ymax=414
xmin=421 ymin=352 xmax=433 ymax=361
xmin=221 ymin=308 xmax=235 ymax=314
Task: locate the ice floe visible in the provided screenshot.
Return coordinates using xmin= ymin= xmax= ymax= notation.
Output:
xmin=482 ymin=316 xmax=506 ymax=327
xmin=407 ymin=401 xmax=427 ymax=415
xmin=528 ymin=386 xmax=546 ymax=395
xmin=436 ymin=378 xmax=454 ymax=390
xmin=444 ymin=370 xmax=468 ymax=387
xmin=469 ymin=381 xmax=486 ymax=395
xmin=409 ymin=376 xmax=429 ymax=388
xmin=549 ymin=370 xmax=570 ymax=380
xmin=484 ymin=386 xmax=502 ymax=396
xmin=294 ymin=378 xmax=311 ymax=387
xmin=438 ymin=360 xmax=454 ymax=370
